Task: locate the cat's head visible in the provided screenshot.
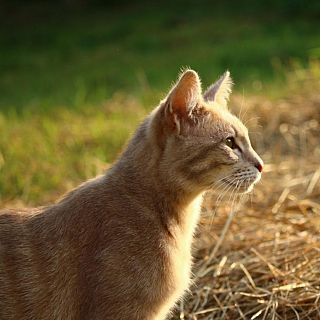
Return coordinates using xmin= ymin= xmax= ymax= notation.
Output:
xmin=151 ymin=69 xmax=263 ymax=194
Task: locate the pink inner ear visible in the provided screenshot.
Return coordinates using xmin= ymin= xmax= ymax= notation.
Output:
xmin=170 ymin=70 xmax=201 ymax=117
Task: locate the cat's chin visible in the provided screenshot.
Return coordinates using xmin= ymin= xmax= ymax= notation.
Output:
xmin=229 ymin=184 xmax=254 ymax=194
xmin=240 ymin=183 xmax=254 ymax=194
xmin=214 ymin=180 xmax=256 ymax=194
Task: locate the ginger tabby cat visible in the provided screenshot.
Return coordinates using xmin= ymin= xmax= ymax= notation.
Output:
xmin=0 ymin=69 xmax=263 ymax=320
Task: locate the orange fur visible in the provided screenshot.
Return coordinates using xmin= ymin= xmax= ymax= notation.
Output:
xmin=0 ymin=70 xmax=263 ymax=319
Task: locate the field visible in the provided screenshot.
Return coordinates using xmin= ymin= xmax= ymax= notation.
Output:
xmin=1 ymin=1 xmax=320 ymax=319
xmin=172 ymin=70 xmax=320 ymax=319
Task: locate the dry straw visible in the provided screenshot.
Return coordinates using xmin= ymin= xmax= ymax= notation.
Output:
xmin=172 ymin=68 xmax=320 ymax=319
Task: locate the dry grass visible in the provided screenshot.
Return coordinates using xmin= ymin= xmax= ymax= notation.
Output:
xmin=172 ymin=67 xmax=320 ymax=319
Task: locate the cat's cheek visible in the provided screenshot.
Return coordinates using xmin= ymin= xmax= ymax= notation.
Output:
xmin=221 ymin=154 xmax=239 ymax=167
xmin=230 ymin=153 xmax=239 ymax=163
xmin=214 ymin=147 xmax=238 ymax=166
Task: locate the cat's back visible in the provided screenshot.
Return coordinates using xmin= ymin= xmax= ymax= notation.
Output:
xmin=0 ymin=206 xmax=51 ymax=320
xmin=0 ymin=175 xmax=171 ymax=320
xmin=0 ymin=206 xmax=44 ymax=269
xmin=0 ymin=178 xmax=109 ymax=320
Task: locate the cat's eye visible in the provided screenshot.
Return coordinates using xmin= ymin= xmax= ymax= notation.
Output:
xmin=225 ymin=137 xmax=237 ymax=149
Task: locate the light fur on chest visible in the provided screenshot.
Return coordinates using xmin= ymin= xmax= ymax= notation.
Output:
xmin=162 ymin=195 xmax=203 ymax=312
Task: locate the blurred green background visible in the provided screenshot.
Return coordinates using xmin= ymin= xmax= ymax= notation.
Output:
xmin=0 ymin=0 xmax=319 ymax=205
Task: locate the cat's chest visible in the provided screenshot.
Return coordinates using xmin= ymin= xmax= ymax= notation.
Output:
xmin=165 ymin=197 xmax=203 ymax=295
xmin=168 ymin=236 xmax=193 ymax=292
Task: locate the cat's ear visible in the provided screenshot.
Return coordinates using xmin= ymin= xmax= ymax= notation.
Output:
xmin=204 ymin=71 xmax=233 ymax=107
xmin=166 ymin=69 xmax=201 ymax=119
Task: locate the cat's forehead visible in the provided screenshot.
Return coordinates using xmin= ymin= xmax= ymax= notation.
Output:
xmin=204 ymin=102 xmax=248 ymax=138
xmin=217 ymin=108 xmax=247 ymax=135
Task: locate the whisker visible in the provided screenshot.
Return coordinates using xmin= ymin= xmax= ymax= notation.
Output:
xmin=208 ymin=178 xmax=238 ymax=228
xmin=208 ymin=182 xmax=233 ymax=224
xmin=211 ymin=173 xmax=238 ymax=188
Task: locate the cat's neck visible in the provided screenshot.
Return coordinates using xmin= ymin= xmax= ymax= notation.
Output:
xmin=110 ymin=151 xmax=203 ymax=238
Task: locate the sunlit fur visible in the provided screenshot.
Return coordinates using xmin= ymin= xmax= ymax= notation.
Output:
xmin=0 ymin=70 xmax=263 ymax=320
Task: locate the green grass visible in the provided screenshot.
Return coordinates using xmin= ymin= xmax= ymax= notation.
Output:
xmin=1 ymin=1 xmax=319 ymax=110
xmin=0 ymin=98 xmax=146 ymax=204
xmin=0 ymin=1 xmax=319 ymax=205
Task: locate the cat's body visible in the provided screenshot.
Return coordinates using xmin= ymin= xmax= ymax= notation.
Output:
xmin=0 ymin=70 xmax=263 ymax=320
xmin=0 ymin=133 xmax=201 ymax=320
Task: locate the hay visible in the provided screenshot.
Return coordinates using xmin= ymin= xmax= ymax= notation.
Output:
xmin=172 ymin=78 xmax=320 ymax=319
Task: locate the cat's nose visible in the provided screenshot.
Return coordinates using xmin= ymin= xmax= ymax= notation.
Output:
xmin=247 ymin=147 xmax=263 ymax=173
xmin=255 ymin=162 xmax=263 ymax=172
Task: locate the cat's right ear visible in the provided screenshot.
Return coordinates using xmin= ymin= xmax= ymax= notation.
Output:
xmin=203 ymin=71 xmax=233 ymax=107
xmin=164 ymin=69 xmax=201 ymax=131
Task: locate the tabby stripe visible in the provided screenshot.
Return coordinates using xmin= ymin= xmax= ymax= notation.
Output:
xmin=184 ymin=162 xmax=221 ymax=182
xmin=183 ymin=144 xmax=214 ymax=168
xmin=0 ymin=223 xmax=26 ymax=318
xmin=24 ymin=220 xmax=53 ymax=317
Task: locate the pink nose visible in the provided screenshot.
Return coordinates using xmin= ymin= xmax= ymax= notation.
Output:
xmin=255 ymin=163 xmax=263 ymax=172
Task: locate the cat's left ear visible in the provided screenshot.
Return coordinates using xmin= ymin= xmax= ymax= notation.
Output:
xmin=204 ymin=71 xmax=233 ymax=107
xmin=166 ymin=69 xmax=202 ymax=119
xmin=162 ymin=69 xmax=202 ymax=132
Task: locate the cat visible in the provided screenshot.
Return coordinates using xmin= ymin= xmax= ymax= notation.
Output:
xmin=0 ymin=69 xmax=263 ymax=320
